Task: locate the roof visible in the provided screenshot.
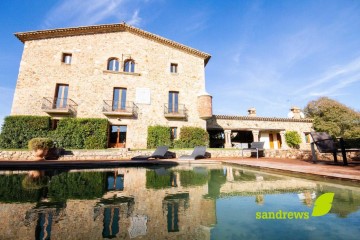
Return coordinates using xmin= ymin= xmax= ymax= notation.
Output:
xmin=14 ymin=22 xmax=211 ymax=65
xmin=214 ymin=115 xmax=313 ymax=123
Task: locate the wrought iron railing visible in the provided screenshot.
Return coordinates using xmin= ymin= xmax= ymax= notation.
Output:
xmin=164 ymin=104 xmax=187 ymax=117
xmin=41 ymin=97 xmax=77 ymax=113
xmin=102 ymin=101 xmax=138 ymax=116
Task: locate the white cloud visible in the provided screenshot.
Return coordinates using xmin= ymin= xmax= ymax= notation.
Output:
xmin=43 ymin=0 xmax=144 ymax=28
xmin=295 ymin=56 xmax=360 ymax=98
xmin=127 ymin=10 xmax=141 ymax=26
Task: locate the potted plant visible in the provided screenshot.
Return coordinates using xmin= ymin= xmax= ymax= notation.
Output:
xmin=28 ymin=138 xmax=54 ymax=160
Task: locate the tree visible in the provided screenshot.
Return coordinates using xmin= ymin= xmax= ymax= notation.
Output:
xmin=304 ymin=97 xmax=360 ymax=138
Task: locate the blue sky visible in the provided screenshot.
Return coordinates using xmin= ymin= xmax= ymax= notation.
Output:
xmin=1 ymin=0 xmax=360 ymax=128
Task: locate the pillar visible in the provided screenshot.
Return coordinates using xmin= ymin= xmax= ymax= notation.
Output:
xmin=226 ymin=166 xmax=234 ymax=181
xmin=280 ymin=131 xmax=288 ymax=149
xmin=252 ymin=130 xmax=259 ymax=142
xmin=224 ymin=130 xmax=232 ymax=148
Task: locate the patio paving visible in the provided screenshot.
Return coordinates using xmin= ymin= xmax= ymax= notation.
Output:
xmin=222 ymin=158 xmax=360 ymax=182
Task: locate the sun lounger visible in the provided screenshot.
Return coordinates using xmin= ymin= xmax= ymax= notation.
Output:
xmin=179 ymin=146 xmax=207 ymax=160
xmin=131 ymin=146 xmax=169 ymax=160
xmin=241 ymin=142 xmax=264 ymax=159
xmin=310 ymin=132 xmax=360 ymax=166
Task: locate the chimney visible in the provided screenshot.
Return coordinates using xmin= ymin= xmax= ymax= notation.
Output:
xmin=290 ymin=106 xmax=301 ymax=119
xmin=248 ymin=107 xmax=256 ymax=117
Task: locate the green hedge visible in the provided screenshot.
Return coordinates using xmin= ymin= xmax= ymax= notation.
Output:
xmin=0 ymin=116 xmax=51 ymax=149
xmin=0 ymin=174 xmax=44 ymax=203
xmin=0 ymin=116 xmax=108 ymax=149
xmin=146 ymin=170 xmax=173 ymax=189
xmin=51 ymin=118 xmax=108 ymax=149
xmin=285 ymin=131 xmax=302 ymax=149
xmin=147 ymin=125 xmax=171 ymax=148
xmin=174 ymin=126 xmax=209 ymax=148
xmin=48 ymin=172 xmax=107 ymax=201
xmin=179 ymin=170 xmax=209 ymax=187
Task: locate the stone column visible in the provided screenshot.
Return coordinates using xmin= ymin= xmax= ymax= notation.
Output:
xmin=226 ymin=166 xmax=234 ymax=181
xmin=252 ymin=130 xmax=259 ymax=142
xmin=224 ymin=130 xmax=232 ymax=148
xmin=280 ymin=131 xmax=288 ymax=149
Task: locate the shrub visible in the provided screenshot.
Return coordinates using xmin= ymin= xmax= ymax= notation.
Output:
xmin=145 ymin=170 xmax=172 ymax=189
xmin=285 ymin=131 xmax=302 ymax=149
xmin=0 ymin=116 xmax=51 ymax=149
xmin=53 ymin=118 xmax=108 ymax=149
xmin=175 ymin=126 xmax=209 ymax=148
xmin=28 ymin=138 xmax=54 ymax=151
xmin=48 ymin=172 xmax=107 ymax=200
xmin=0 ymin=174 xmax=43 ymax=203
xmin=147 ymin=125 xmax=171 ymax=148
xmin=179 ymin=170 xmax=208 ymax=187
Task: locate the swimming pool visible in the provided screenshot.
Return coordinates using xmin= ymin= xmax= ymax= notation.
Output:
xmin=0 ymin=164 xmax=359 ymax=239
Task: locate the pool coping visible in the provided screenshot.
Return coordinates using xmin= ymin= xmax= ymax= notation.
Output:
xmin=0 ymin=158 xmax=359 ymax=184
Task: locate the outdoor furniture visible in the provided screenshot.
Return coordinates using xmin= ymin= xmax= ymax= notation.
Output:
xmin=131 ymin=146 xmax=169 ymax=160
xmin=241 ymin=142 xmax=265 ymax=159
xmin=310 ymin=132 xmax=360 ymax=166
xmin=179 ymin=146 xmax=207 ymax=160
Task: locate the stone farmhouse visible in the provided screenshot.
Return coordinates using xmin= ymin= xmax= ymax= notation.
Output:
xmin=11 ymin=23 xmax=312 ymax=150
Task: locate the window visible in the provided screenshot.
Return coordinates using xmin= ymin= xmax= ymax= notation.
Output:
xmin=107 ymin=58 xmax=119 ymax=71
xmin=62 ymin=53 xmax=72 ymax=64
xmin=55 ymin=84 xmax=69 ymax=109
xmin=168 ymin=91 xmax=179 ymax=113
xmin=304 ymin=133 xmax=311 ymax=143
xmin=170 ymin=127 xmax=177 ymax=140
xmin=170 ymin=63 xmax=178 ymax=73
xmin=112 ymin=88 xmax=127 ymax=111
xmin=124 ymin=59 xmax=135 ymax=72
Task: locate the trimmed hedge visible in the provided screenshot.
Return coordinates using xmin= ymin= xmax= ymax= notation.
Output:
xmin=51 ymin=118 xmax=108 ymax=149
xmin=0 ymin=116 xmax=51 ymax=149
xmin=179 ymin=170 xmax=209 ymax=187
xmin=48 ymin=172 xmax=107 ymax=201
xmin=0 ymin=174 xmax=44 ymax=203
xmin=0 ymin=116 xmax=108 ymax=149
xmin=147 ymin=125 xmax=171 ymax=148
xmin=146 ymin=170 xmax=172 ymax=189
xmin=285 ymin=131 xmax=302 ymax=149
xmin=174 ymin=126 xmax=209 ymax=148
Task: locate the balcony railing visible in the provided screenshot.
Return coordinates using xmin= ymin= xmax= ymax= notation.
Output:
xmin=42 ymin=97 xmax=77 ymax=114
xmin=102 ymin=101 xmax=138 ymax=117
xmin=164 ymin=104 xmax=187 ymax=119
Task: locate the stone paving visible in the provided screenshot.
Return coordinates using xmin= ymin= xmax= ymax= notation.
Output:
xmin=221 ymin=158 xmax=360 ymax=182
xmin=0 ymin=157 xmax=359 ymax=182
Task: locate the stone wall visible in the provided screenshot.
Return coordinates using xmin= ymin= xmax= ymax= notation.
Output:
xmin=11 ymin=29 xmax=208 ymax=149
xmin=1 ymin=149 xmax=358 ymax=161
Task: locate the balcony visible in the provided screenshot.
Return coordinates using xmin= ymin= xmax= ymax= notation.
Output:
xmin=164 ymin=104 xmax=187 ymax=119
xmin=103 ymin=101 xmax=138 ymax=117
xmin=42 ymin=97 xmax=77 ymax=115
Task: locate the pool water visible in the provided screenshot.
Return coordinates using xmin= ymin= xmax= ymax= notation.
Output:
xmin=0 ymin=164 xmax=359 ymax=240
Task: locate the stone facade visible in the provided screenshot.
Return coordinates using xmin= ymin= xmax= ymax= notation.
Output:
xmin=11 ymin=23 xmax=211 ymax=149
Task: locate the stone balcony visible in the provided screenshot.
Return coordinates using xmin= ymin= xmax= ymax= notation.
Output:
xmin=41 ymin=97 xmax=77 ymax=115
xmin=164 ymin=104 xmax=187 ymax=119
xmin=102 ymin=101 xmax=138 ymax=117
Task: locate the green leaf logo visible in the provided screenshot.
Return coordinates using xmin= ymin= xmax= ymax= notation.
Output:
xmin=312 ymin=193 xmax=335 ymax=217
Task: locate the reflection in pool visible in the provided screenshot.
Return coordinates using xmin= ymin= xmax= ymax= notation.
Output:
xmin=0 ymin=165 xmax=359 ymax=239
